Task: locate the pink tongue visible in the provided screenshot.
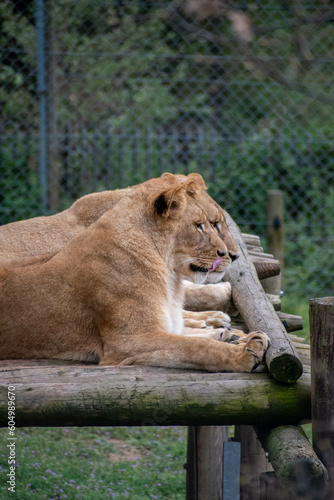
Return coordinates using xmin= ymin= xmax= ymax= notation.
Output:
xmin=208 ymin=257 xmax=223 ymax=273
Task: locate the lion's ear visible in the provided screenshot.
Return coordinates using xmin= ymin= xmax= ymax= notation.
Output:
xmin=152 ymin=186 xmax=187 ymax=220
xmin=183 ymin=179 xmax=202 ymax=201
xmin=160 ymin=172 xmax=177 ymax=183
xmin=187 ymin=173 xmax=207 ymax=190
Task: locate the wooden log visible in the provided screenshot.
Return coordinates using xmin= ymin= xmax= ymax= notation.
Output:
xmin=186 ymin=426 xmax=228 ymax=500
xmin=241 ymin=233 xmax=261 ymax=248
xmin=310 ymin=297 xmax=334 ymax=500
xmin=260 ymin=274 xmax=282 ymax=296
xmin=223 ymin=212 xmax=302 ymax=384
xmin=0 ymin=363 xmax=311 ymax=427
xmin=276 ymin=312 xmax=303 ymax=332
xmin=251 ymin=257 xmax=281 ymax=280
xmin=266 ymin=294 xmax=281 ymax=311
xmin=231 ymin=312 xmax=303 ymax=333
xmin=256 ymin=425 xmax=328 ymax=498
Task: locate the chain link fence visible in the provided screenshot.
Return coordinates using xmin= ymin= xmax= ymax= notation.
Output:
xmin=1 ymin=0 xmax=334 ymax=300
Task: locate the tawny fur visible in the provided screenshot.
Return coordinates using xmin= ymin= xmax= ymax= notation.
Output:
xmin=0 ymin=175 xmax=269 ymax=372
xmin=0 ymin=173 xmax=239 ymax=316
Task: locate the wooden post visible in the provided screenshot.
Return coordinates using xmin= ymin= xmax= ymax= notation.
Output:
xmin=267 ymin=190 xmax=284 ymax=277
xmin=310 ymin=297 xmax=334 ymax=499
xmin=234 ymin=425 xmax=273 ymax=500
xmin=186 ymin=426 xmax=229 ymax=500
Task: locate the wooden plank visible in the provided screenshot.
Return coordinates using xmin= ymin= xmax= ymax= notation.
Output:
xmin=0 ymin=363 xmax=311 ymax=427
xmin=223 ymin=212 xmax=302 ymax=384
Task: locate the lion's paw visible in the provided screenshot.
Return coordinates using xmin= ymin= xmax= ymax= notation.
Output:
xmin=204 ymin=311 xmax=231 ymax=329
xmin=220 ymin=328 xmax=248 ymax=343
xmin=239 ymin=331 xmax=270 ymax=372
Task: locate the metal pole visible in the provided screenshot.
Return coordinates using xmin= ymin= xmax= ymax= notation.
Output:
xmin=35 ymin=0 xmax=48 ymax=214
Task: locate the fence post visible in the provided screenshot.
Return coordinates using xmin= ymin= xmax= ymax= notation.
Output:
xmin=310 ymin=297 xmax=334 ymax=499
xmin=35 ymin=0 xmax=48 ymax=214
xmin=47 ymin=0 xmax=60 ymax=213
xmin=267 ymin=190 xmax=284 ymax=281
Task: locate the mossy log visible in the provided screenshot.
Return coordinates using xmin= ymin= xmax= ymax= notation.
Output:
xmin=224 ymin=213 xmax=303 ymax=384
xmin=256 ymin=425 xmax=328 ymax=497
xmin=0 ymin=362 xmax=311 ymax=428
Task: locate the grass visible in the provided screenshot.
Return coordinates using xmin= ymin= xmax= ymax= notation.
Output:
xmin=0 ymin=426 xmax=187 ymax=499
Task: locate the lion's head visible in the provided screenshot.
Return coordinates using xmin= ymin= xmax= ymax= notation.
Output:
xmin=165 ymin=172 xmax=240 ymax=283
xmin=148 ymin=175 xmax=231 ymax=285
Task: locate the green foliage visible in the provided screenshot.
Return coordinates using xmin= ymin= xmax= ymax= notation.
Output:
xmin=1 ymin=1 xmax=334 ymax=300
xmin=0 ymin=135 xmax=41 ymax=224
xmin=1 ymin=126 xmax=333 ymax=300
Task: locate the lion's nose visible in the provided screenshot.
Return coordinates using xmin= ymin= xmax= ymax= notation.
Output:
xmin=217 ymin=250 xmax=227 ymax=257
xmin=229 ymin=252 xmax=239 ymax=262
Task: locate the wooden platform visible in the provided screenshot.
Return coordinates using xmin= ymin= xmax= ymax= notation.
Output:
xmin=0 ymin=228 xmax=311 ymax=429
xmin=0 ymin=331 xmax=310 ymax=428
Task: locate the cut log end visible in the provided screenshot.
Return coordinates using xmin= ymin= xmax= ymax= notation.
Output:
xmin=268 ymin=352 xmax=303 ymax=384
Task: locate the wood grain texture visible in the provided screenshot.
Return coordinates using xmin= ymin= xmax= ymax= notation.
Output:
xmin=257 ymin=425 xmax=328 ymax=497
xmin=224 ymin=212 xmax=303 ymax=383
xmin=310 ymin=297 xmax=334 ymax=500
xmin=0 ymin=363 xmax=311 ymax=427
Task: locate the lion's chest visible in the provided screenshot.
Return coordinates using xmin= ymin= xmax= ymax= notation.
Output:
xmin=162 ymin=272 xmax=184 ymax=335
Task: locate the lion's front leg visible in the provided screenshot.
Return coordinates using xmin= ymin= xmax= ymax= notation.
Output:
xmin=99 ymin=329 xmax=270 ymax=373
xmin=183 ymin=280 xmax=235 ymax=313
xmin=182 ymin=326 xmax=227 ymax=341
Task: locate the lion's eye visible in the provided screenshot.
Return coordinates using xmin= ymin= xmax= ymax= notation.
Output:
xmin=197 ymin=223 xmax=204 ymax=231
xmin=213 ymin=222 xmax=220 ymax=232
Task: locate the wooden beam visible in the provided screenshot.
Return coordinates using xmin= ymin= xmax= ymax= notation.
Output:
xmin=223 ymin=212 xmax=302 ymax=384
xmin=0 ymin=362 xmax=311 ymax=428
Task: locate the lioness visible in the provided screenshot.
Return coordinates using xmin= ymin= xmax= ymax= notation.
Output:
xmin=0 ymin=175 xmax=269 ymax=371
xmin=0 ymin=172 xmax=238 ymax=327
